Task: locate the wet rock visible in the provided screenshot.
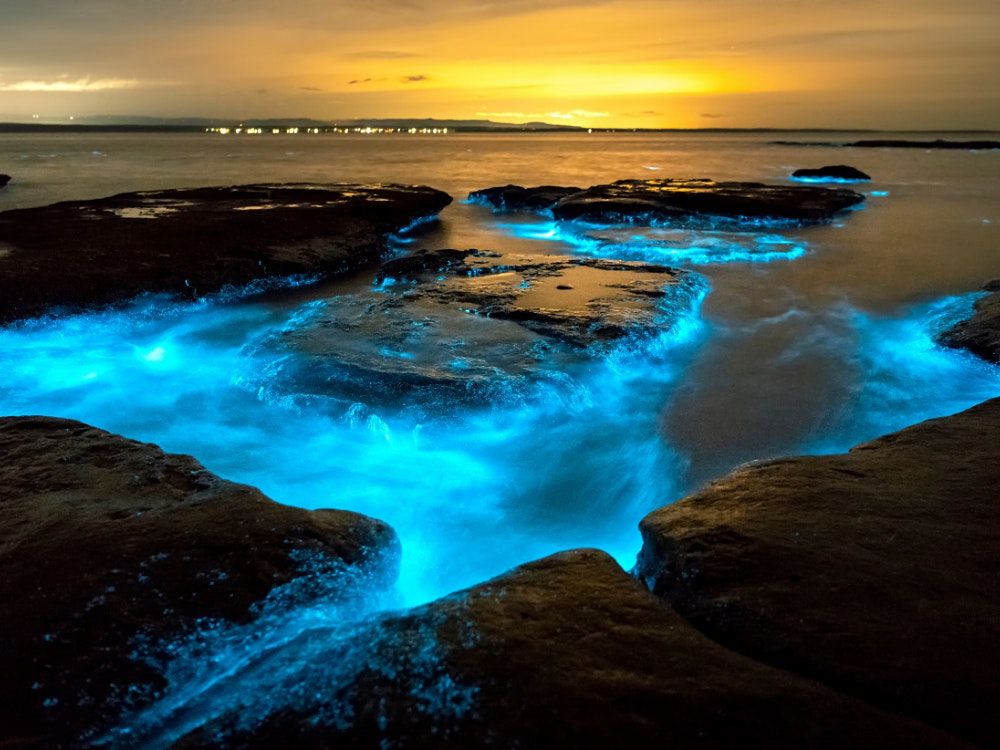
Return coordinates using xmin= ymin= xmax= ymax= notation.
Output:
xmin=551 ymin=179 xmax=865 ymax=225
xmin=0 ymin=416 xmax=398 ymax=748
xmin=467 ymin=184 xmax=583 ymax=212
xmin=0 ymin=183 xmax=452 ymax=324
xmin=0 ymin=173 xmax=10 ymax=188
xmin=938 ymin=280 xmax=1000 ymax=363
xmin=774 ymin=139 xmax=1000 ymax=150
xmin=178 ymin=550 xmax=962 ymax=748
xmin=791 ymin=165 xmax=871 ymax=182
xmin=637 ymin=398 xmax=1000 ymax=746
xmin=246 ymin=247 xmax=701 ymax=409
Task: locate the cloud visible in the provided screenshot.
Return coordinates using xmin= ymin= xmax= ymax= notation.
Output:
xmin=343 ymin=50 xmax=419 ymax=60
xmin=0 ymin=76 xmax=139 ymax=92
xmin=255 ymin=88 xmax=268 ymax=95
xmin=402 ymin=75 xmax=428 ymax=83
xmin=477 ymin=109 xmax=609 ymax=121
xmin=700 ymin=112 xmax=727 ymax=118
xmin=299 ymin=86 xmax=323 ymax=91
xmin=347 ymin=77 xmax=374 ymax=85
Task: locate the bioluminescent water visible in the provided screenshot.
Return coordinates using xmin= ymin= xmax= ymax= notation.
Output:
xmin=1 ymin=130 xmax=997 ymax=740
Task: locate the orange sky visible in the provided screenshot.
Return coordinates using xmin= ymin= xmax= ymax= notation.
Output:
xmin=1 ymin=0 xmax=998 ymax=128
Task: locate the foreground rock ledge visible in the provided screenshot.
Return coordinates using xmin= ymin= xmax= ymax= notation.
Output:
xmin=637 ymin=398 xmax=1000 ymax=746
xmin=470 ymin=178 xmax=864 ymax=224
xmin=0 ymin=416 xmax=399 ymax=748
xmin=179 ymin=550 xmax=956 ymax=748
xmin=0 ymin=183 xmax=452 ymax=324
xmin=939 ymin=279 xmax=1000 ymax=363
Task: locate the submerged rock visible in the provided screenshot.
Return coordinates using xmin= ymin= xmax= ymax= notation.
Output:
xmin=245 ymin=247 xmax=701 ymax=409
xmin=791 ymin=165 xmax=871 ymax=182
xmin=467 ymin=184 xmax=583 ymax=211
xmin=0 ymin=416 xmax=398 ymax=748
xmin=938 ymin=280 xmax=1000 ymax=363
xmin=637 ymin=398 xmax=1000 ymax=746
xmin=177 ymin=550 xmax=959 ymax=748
xmin=552 ymin=179 xmax=865 ymax=225
xmin=0 ymin=183 xmax=452 ymax=324
xmin=0 ymin=173 xmax=10 ymax=188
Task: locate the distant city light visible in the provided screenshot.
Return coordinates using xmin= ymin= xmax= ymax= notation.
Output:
xmin=204 ymin=125 xmax=449 ymax=136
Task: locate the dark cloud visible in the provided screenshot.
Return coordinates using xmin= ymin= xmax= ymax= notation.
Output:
xmin=402 ymin=75 xmax=429 ymax=83
xmin=343 ymin=50 xmax=420 ymax=59
xmin=347 ymin=78 xmax=374 ymax=85
xmin=701 ymin=112 xmax=726 ymax=118
xmin=299 ymin=86 xmax=323 ymax=91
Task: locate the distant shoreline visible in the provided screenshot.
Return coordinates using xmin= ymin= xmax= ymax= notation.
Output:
xmin=1 ymin=123 xmax=999 ymax=135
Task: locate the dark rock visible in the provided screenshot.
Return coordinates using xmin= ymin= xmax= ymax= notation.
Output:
xmin=637 ymin=398 xmax=1000 ymax=746
xmin=791 ymin=165 xmax=871 ymax=182
xmin=245 ymin=247 xmax=702 ymax=409
xmin=0 ymin=173 xmax=10 ymax=187
xmin=0 ymin=183 xmax=452 ymax=325
xmin=0 ymin=416 xmax=398 ymax=748
xmin=176 ymin=550 xmax=962 ymax=748
xmin=850 ymin=139 xmax=1000 ymax=150
xmin=551 ymin=178 xmax=865 ymax=225
xmin=467 ymin=184 xmax=583 ymax=212
xmin=774 ymin=139 xmax=1000 ymax=150
xmin=938 ymin=280 xmax=1000 ymax=363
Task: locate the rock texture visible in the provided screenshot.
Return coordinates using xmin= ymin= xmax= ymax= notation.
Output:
xmin=774 ymin=139 xmax=1000 ymax=150
xmin=469 ymin=179 xmax=864 ymax=224
xmin=791 ymin=165 xmax=871 ymax=181
xmin=551 ymin=179 xmax=865 ymax=224
xmin=939 ymin=280 xmax=1000 ymax=363
xmin=244 ymin=247 xmax=701 ymax=409
xmin=0 ymin=416 xmax=399 ymax=748
xmin=467 ymin=184 xmax=583 ymax=211
xmin=637 ymin=398 xmax=1000 ymax=747
xmin=0 ymin=183 xmax=452 ymax=324
xmin=177 ymin=550 xmax=960 ymax=749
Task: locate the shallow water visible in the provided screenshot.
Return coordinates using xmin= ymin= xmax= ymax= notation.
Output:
xmin=2 ymin=131 xmax=998 ymax=740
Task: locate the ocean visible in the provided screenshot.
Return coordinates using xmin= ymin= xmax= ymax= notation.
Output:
xmin=2 ymin=130 xmax=999 ymax=741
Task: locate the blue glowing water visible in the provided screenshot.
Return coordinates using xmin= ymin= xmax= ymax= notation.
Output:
xmin=1 ymin=130 xmax=998 ymax=740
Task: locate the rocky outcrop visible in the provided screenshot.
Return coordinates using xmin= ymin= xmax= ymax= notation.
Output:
xmin=774 ymin=139 xmax=1000 ymax=150
xmin=851 ymin=139 xmax=1000 ymax=150
xmin=467 ymin=184 xmax=583 ymax=211
xmin=939 ymin=280 xmax=1000 ymax=363
xmin=637 ymin=398 xmax=1000 ymax=746
xmin=469 ymin=178 xmax=864 ymax=225
xmin=176 ymin=550 xmax=959 ymax=748
xmin=0 ymin=183 xmax=452 ymax=324
xmin=0 ymin=416 xmax=398 ymax=748
xmin=0 ymin=173 xmax=10 ymax=188
xmin=791 ymin=165 xmax=871 ymax=182
xmin=551 ymin=179 xmax=865 ymax=224
xmin=244 ymin=247 xmax=702 ymax=409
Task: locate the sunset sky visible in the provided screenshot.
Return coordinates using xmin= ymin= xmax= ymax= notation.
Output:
xmin=2 ymin=0 xmax=998 ymax=129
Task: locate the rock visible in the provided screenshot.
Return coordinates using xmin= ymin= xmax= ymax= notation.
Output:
xmin=0 ymin=416 xmax=399 ymax=748
xmin=774 ymin=139 xmax=1000 ymax=150
xmin=0 ymin=173 xmax=10 ymax=188
xmin=850 ymin=139 xmax=1000 ymax=150
xmin=938 ymin=280 xmax=1000 ymax=363
xmin=467 ymin=184 xmax=583 ymax=212
xmin=173 ymin=550 xmax=962 ymax=748
xmin=0 ymin=183 xmax=452 ymax=324
xmin=244 ymin=247 xmax=702 ymax=409
xmin=791 ymin=165 xmax=871 ymax=182
xmin=637 ymin=398 xmax=1000 ymax=746
xmin=551 ymin=179 xmax=864 ymax=225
